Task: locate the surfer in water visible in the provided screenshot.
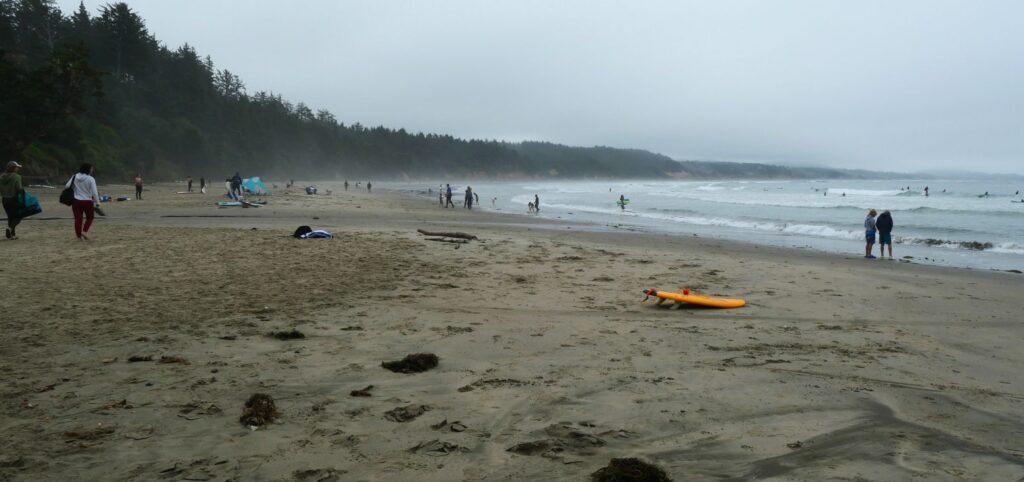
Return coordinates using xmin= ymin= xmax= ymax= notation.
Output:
xmin=619 ymin=194 xmax=626 ymax=210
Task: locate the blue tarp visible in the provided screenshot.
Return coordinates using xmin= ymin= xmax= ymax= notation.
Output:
xmin=242 ymin=177 xmax=271 ymax=195
xmin=17 ymin=191 xmax=41 ymax=218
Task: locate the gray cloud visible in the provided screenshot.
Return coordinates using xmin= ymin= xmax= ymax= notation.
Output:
xmin=62 ymin=0 xmax=1024 ymax=174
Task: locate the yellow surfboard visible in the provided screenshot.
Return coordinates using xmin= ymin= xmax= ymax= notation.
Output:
xmin=643 ymin=288 xmax=745 ymax=309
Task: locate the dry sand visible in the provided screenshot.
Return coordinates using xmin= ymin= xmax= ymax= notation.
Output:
xmin=1 ymin=182 xmax=1023 ymax=481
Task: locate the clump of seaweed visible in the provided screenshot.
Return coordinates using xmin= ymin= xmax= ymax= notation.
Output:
xmin=591 ymin=458 xmax=671 ymax=482
xmin=239 ymin=393 xmax=278 ymax=427
xmin=381 ymin=353 xmax=439 ymax=373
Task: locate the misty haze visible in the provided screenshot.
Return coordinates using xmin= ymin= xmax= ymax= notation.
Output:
xmin=2 ymin=2 xmax=1023 ymax=481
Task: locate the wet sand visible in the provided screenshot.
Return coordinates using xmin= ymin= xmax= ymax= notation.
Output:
xmin=2 ymin=183 xmax=1023 ymax=481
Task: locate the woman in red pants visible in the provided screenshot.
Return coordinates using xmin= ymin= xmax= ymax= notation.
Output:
xmin=65 ymin=163 xmax=101 ymax=240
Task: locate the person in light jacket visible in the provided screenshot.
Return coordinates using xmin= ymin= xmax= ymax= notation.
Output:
xmin=66 ymin=163 xmax=101 ymax=240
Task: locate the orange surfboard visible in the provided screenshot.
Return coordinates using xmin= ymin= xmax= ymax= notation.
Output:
xmin=643 ymin=288 xmax=745 ymax=309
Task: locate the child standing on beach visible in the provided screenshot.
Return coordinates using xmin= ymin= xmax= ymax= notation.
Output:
xmin=864 ymin=209 xmax=877 ymax=259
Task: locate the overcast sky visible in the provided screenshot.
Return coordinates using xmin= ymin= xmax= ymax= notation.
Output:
xmin=61 ymin=1 xmax=1024 ymax=174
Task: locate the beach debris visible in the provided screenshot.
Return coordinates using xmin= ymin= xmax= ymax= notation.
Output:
xmin=408 ymin=439 xmax=466 ymax=456
xmin=590 ymin=458 xmax=672 ymax=482
xmin=430 ymin=419 xmax=467 ymax=432
xmin=786 ymin=441 xmax=803 ymax=449
xmin=239 ymin=393 xmax=278 ymax=428
xmin=127 ymin=355 xmax=153 ymax=362
xmin=381 ymin=353 xmax=439 ymax=373
xmin=269 ymin=329 xmax=305 ymax=340
xmin=339 ymin=325 xmax=363 ymax=331
xmin=123 ymin=426 xmax=155 ymax=440
xmin=100 ymin=399 xmax=133 ymax=410
xmin=417 ymin=229 xmax=478 ymax=243
xmin=384 ymin=404 xmax=431 ymax=422
xmin=158 ymin=355 xmax=189 ymax=364
xmin=101 ymin=357 xmax=117 ymax=363
xmin=458 ymin=378 xmax=530 ymax=392
xmin=507 ymin=440 xmax=555 ymax=456
xmin=508 ymin=423 xmax=606 ymax=458
xmin=349 ymin=385 xmax=374 ymax=397
xmin=292 ymin=468 xmax=345 ymax=482
xmin=64 ymin=424 xmax=116 ymax=441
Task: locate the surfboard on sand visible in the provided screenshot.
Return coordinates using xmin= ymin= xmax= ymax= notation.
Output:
xmin=643 ymin=288 xmax=745 ymax=309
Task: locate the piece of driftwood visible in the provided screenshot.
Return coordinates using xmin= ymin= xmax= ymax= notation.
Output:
xmin=425 ymin=237 xmax=469 ymax=244
xmin=417 ymin=229 xmax=477 ymax=240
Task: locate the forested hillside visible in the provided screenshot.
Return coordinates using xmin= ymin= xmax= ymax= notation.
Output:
xmin=1 ymin=1 xmax=893 ymax=182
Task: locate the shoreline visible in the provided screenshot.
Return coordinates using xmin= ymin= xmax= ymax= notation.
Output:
xmin=2 ymin=182 xmax=1022 ymax=480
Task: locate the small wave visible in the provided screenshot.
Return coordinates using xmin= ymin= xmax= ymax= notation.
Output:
xmin=696 ymin=184 xmax=726 ymax=191
xmin=825 ymin=188 xmax=903 ymax=196
xmin=899 ymin=237 xmax=1023 ymax=252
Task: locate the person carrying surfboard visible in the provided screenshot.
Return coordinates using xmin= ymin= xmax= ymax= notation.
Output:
xmin=619 ymin=194 xmax=626 ymax=210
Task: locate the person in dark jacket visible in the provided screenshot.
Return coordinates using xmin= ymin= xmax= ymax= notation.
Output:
xmin=875 ymin=210 xmax=894 ymax=259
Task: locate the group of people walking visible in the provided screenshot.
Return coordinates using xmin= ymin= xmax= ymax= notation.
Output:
xmin=437 ymin=184 xmax=481 ymax=210
xmin=2 ymin=161 xmax=101 ymax=241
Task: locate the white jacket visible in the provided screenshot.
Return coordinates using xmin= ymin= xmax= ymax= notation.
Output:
xmin=66 ymin=173 xmax=100 ymax=204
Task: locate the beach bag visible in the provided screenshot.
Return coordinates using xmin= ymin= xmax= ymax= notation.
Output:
xmin=16 ymin=191 xmax=41 ymax=218
xmin=293 ymin=225 xmax=313 ymax=238
xmin=59 ymin=174 xmax=76 ymax=206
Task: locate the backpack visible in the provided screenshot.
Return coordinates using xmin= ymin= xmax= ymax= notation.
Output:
xmin=59 ymin=174 xmax=76 ymax=206
xmin=293 ymin=225 xmax=313 ymax=238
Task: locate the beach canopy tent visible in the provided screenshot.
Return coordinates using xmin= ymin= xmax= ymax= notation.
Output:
xmin=242 ymin=177 xmax=271 ymax=195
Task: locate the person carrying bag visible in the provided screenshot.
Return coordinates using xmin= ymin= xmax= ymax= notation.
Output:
xmin=1 ymin=161 xmax=24 ymax=239
xmin=65 ymin=163 xmax=102 ymax=240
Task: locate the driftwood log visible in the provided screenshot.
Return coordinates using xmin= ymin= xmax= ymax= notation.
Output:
xmin=424 ymin=237 xmax=469 ymax=244
xmin=417 ymin=229 xmax=478 ymax=240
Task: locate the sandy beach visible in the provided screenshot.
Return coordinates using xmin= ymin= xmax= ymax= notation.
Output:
xmin=2 ymin=183 xmax=1023 ymax=481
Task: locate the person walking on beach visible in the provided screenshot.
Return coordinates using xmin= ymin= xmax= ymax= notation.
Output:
xmin=465 ymin=186 xmax=473 ymax=210
xmin=133 ymin=173 xmax=143 ymax=200
xmin=67 ymin=163 xmax=101 ymax=240
xmin=187 ymin=176 xmax=193 ymax=193
xmin=344 ymin=180 xmax=349 ymax=191
xmin=534 ymin=194 xmax=540 ymax=213
xmin=367 ymin=181 xmax=372 ymax=193
xmin=864 ymin=208 xmax=878 ymax=259
xmin=876 ymin=210 xmax=894 ymax=259
xmin=231 ymin=172 xmax=242 ymax=197
xmin=1 ymin=161 xmax=24 ymax=239
xmin=445 ymin=184 xmax=454 ymax=208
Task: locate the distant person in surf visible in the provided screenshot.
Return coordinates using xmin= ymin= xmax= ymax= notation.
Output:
xmin=187 ymin=176 xmax=193 ymax=193
xmin=445 ymin=184 xmax=454 ymax=208
xmin=534 ymin=194 xmax=540 ymax=213
xmin=924 ymin=186 xmax=929 ymax=197
xmin=620 ymin=194 xmax=626 ymax=210
xmin=367 ymin=181 xmax=372 ymax=193
xmin=864 ymin=208 xmax=878 ymax=259
xmin=875 ymin=210 xmax=894 ymax=259
xmin=344 ymin=180 xmax=349 ymax=191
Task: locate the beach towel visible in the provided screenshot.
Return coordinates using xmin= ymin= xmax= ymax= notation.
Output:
xmin=299 ymin=230 xmax=332 ymax=239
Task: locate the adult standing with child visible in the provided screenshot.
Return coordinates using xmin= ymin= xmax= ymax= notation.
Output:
xmin=66 ymin=163 xmax=101 ymax=240
xmin=875 ymin=210 xmax=894 ymax=259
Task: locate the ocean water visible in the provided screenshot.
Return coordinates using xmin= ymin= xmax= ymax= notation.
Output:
xmin=413 ymin=180 xmax=1024 ymax=271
